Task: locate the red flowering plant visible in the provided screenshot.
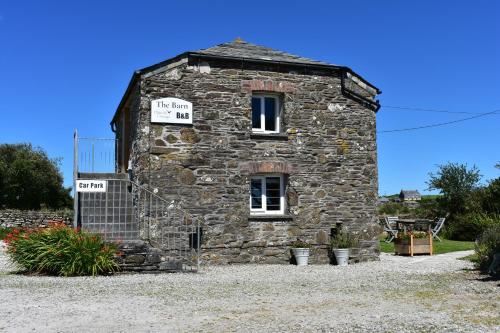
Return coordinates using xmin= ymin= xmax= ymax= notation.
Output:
xmin=3 ymin=228 xmax=21 ymax=244
xmin=5 ymin=224 xmax=120 ymax=276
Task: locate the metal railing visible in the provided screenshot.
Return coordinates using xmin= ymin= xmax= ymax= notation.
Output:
xmin=74 ymin=130 xmax=117 ymax=174
xmin=136 ymin=181 xmax=200 ymax=272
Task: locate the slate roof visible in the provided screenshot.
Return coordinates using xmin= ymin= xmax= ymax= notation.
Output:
xmin=193 ymin=39 xmax=332 ymax=66
xmin=400 ymin=190 xmax=421 ymax=198
xmin=112 ymin=39 xmax=380 ymax=124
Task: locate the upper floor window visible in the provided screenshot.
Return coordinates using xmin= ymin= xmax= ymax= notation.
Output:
xmin=252 ymin=95 xmax=280 ymax=133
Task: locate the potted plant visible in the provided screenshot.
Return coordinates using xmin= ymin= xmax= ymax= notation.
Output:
xmin=330 ymin=230 xmax=358 ymax=266
xmin=290 ymin=239 xmax=312 ymax=266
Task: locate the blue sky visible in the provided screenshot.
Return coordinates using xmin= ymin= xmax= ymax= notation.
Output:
xmin=0 ymin=1 xmax=499 ymax=195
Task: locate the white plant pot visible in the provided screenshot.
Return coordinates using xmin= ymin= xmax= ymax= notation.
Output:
xmin=292 ymin=248 xmax=310 ymax=266
xmin=333 ymin=248 xmax=350 ymax=266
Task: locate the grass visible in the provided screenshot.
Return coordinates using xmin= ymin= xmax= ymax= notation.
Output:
xmin=432 ymin=239 xmax=475 ymax=254
xmin=379 ymin=236 xmax=475 ymax=255
xmin=379 ymin=240 xmax=395 ymax=253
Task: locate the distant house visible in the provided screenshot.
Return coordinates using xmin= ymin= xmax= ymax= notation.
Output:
xmin=399 ymin=190 xmax=421 ymax=201
xmin=378 ymin=197 xmax=390 ymax=206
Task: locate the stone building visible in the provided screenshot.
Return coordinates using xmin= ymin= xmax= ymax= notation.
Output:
xmin=399 ymin=190 xmax=422 ymax=201
xmin=110 ymin=39 xmax=381 ymax=264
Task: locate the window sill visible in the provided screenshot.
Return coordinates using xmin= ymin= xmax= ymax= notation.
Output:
xmin=248 ymin=214 xmax=294 ymax=221
xmin=250 ymin=133 xmax=289 ymax=141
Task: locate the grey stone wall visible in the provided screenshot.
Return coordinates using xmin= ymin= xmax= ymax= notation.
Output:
xmin=0 ymin=209 xmax=72 ymax=229
xmin=125 ymin=57 xmax=381 ymax=264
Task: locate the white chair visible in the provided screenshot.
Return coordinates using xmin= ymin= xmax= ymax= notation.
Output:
xmin=432 ymin=217 xmax=446 ymax=241
xmin=383 ymin=216 xmax=399 ymax=243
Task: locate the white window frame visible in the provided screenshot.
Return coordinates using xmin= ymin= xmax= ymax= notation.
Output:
xmin=251 ymin=94 xmax=280 ymax=134
xmin=250 ymin=174 xmax=285 ymax=215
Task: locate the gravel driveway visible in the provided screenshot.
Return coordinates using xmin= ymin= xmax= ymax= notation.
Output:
xmin=0 ymin=242 xmax=498 ymax=333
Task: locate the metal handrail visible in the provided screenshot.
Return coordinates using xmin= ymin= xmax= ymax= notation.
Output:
xmin=130 ymin=178 xmax=200 ymax=271
xmin=130 ymin=180 xmax=187 ymax=213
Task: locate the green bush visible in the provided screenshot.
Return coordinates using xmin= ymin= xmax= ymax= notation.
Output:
xmin=5 ymin=223 xmax=119 ymax=276
xmin=446 ymin=213 xmax=499 ymax=241
xmin=475 ymin=224 xmax=500 ymax=276
xmin=330 ymin=230 xmax=358 ymax=249
xmin=378 ymin=202 xmax=410 ymax=216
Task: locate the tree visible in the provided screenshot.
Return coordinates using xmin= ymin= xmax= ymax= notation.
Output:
xmin=0 ymin=144 xmax=72 ymax=210
xmin=481 ymin=177 xmax=500 ymax=213
xmin=427 ymin=163 xmax=481 ymax=216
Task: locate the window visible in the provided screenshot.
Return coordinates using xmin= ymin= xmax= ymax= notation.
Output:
xmin=250 ymin=175 xmax=285 ymax=215
xmin=251 ymin=95 xmax=280 ymax=133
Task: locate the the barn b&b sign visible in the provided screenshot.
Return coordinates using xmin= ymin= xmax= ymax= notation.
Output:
xmin=151 ymin=97 xmax=193 ymax=124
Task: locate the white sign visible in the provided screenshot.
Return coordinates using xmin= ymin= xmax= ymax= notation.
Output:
xmin=151 ymin=97 xmax=193 ymax=124
xmin=76 ymin=180 xmax=107 ymax=193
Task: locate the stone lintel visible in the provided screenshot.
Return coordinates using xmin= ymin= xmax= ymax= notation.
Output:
xmin=241 ymin=80 xmax=296 ymax=93
xmin=240 ymin=161 xmax=296 ymax=174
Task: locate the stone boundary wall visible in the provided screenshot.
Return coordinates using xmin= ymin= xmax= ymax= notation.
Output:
xmin=0 ymin=209 xmax=73 ymax=229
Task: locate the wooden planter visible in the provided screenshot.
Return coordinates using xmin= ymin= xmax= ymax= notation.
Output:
xmin=394 ymin=234 xmax=433 ymax=256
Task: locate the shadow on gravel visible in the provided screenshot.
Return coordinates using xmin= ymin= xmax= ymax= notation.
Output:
xmin=476 ymin=275 xmax=499 ymax=286
xmin=472 ymin=270 xmax=499 ymax=285
xmin=460 ymin=267 xmax=500 ymax=285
